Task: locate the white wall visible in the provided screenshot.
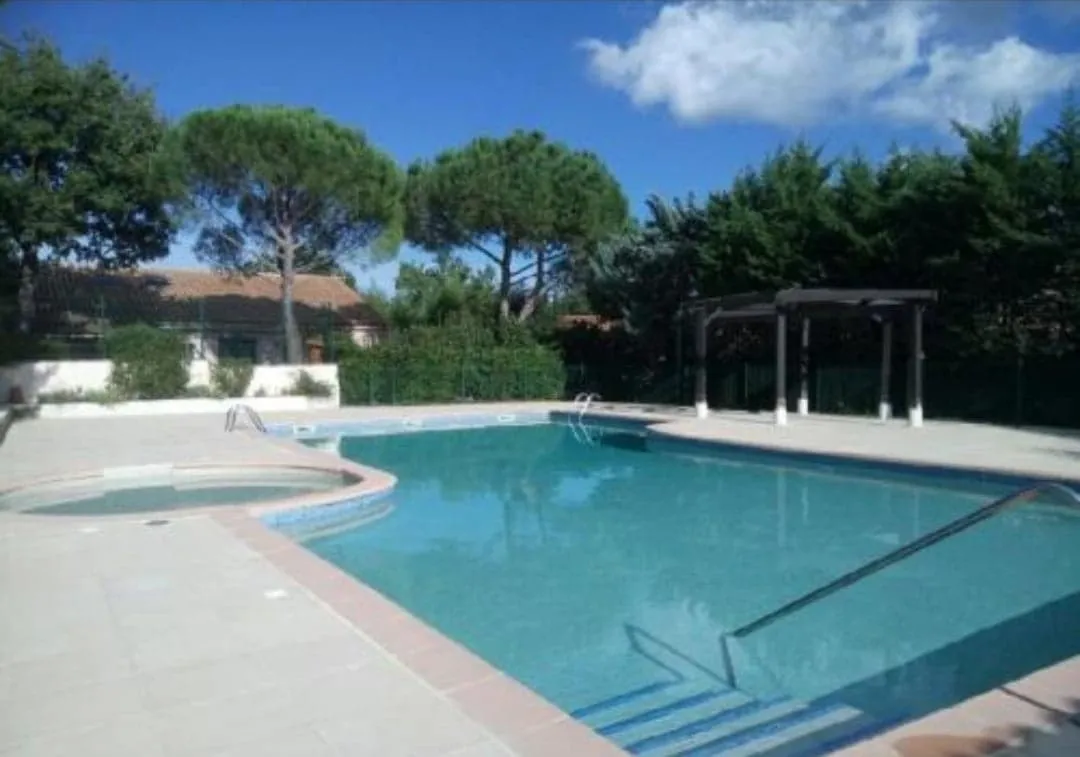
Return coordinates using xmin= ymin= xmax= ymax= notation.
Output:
xmin=0 ymin=360 xmax=339 ymax=403
xmin=36 ymin=395 xmax=336 ymax=419
xmin=0 ymin=361 xmax=113 ymax=403
xmin=350 ymin=326 xmax=382 ymax=347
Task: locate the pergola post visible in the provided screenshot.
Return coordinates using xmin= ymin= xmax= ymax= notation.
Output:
xmin=775 ymin=310 xmax=788 ymax=426
xmin=694 ymin=307 xmax=708 ymax=419
xmin=908 ymin=305 xmax=924 ymax=427
xmin=879 ymin=320 xmax=893 ymax=421
xmin=797 ymin=317 xmax=810 ymax=416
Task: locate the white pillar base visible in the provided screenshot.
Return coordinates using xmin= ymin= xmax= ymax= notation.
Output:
xmin=878 ymin=401 xmax=892 ymax=422
xmin=797 ymin=396 xmax=809 ymax=416
xmin=695 ymin=401 xmax=709 ymax=419
xmin=909 ymin=404 xmax=923 ymax=428
xmin=775 ymin=405 xmax=788 ymax=426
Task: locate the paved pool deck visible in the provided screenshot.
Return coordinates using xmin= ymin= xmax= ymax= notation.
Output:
xmin=1 ymin=402 xmax=1080 ymax=756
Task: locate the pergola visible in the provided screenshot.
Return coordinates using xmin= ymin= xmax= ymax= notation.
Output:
xmin=682 ymin=289 xmax=938 ymax=427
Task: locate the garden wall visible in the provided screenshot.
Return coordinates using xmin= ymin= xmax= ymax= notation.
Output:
xmin=0 ymin=360 xmax=339 ymax=404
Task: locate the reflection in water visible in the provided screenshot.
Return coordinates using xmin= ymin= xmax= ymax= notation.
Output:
xmin=303 ymin=423 xmax=1080 ymax=720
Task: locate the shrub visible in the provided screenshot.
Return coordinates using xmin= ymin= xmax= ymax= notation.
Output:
xmin=210 ymin=359 xmax=254 ymax=398
xmin=37 ymin=387 xmax=119 ymax=405
xmin=338 ymin=328 xmax=565 ymax=405
xmin=104 ymin=324 xmax=189 ymax=400
xmin=286 ymin=370 xmax=333 ymax=397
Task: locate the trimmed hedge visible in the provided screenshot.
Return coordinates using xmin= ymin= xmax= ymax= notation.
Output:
xmin=104 ymin=324 xmax=189 ymax=400
xmin=210 ymin=358 xmax=255 ymax=398
xmin=339 ymin=326 xmax=565 ymax=405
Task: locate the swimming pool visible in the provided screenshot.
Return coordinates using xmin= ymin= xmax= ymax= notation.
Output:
xmin=291 ymin=420 xmax=1080 ymax=756
xmin=0 ymin=465 xmax=358 ymax=516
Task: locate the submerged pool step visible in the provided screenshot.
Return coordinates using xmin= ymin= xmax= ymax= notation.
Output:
xmin=659 ymin=700 xmax=880 ymax=757
xmin=598 ymin=687 xmax=749 ymax=743
xmin=574 ymin=679 xmax=884 ymax=757
xmin=629 ymin=697 xmax=801 ymax=755
xmin=669 ymin=699 xmax=872 ymax=755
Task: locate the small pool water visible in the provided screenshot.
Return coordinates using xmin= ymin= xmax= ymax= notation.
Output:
xmin=295 ymin=422 xmax=1080 ymax=756
xmin=0 ymin=466 xmax=355 ymax=516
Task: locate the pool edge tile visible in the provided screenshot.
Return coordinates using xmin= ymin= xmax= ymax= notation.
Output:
xmin=450 ymin=674 xmax=572 ymax=740
xmin=217 ymin=511 xmax=631 ymax=756
xmin=504 ymin=716 xmax=628 ymax=757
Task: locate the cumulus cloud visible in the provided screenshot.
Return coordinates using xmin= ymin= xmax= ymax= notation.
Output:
xmin=581 ymin=0 xmax=1080 ymax=131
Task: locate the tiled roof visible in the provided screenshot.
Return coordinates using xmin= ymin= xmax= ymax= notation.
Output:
xmin=555 ymin=314 xmax=623 ymax=331
xmin=33 ymin=266 xmax=385 ymax=334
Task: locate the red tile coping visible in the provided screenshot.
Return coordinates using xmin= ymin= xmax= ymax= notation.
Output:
xmin=216 ymin=509 xmax=627 ymax=756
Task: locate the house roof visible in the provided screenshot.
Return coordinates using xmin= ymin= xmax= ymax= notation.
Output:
xmin=555 ymin=314 xmax=624 ymax=332
xmin=33 ymin=266 xmax=385 ymax=334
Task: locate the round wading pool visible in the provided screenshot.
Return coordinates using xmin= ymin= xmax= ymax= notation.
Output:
xmin=0 ymin=464 xmax=359 ymax=516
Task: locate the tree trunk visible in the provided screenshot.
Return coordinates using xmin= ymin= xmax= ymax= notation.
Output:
xmin=516 ymin=249 xmax=546 ymax=322
xmin=17 ymin=251 xmax=38 ymax=335
xmin=498 ymin=248 xmax=513 ymax=321
xmin=278 ymin=245 xmax=302 ymax=364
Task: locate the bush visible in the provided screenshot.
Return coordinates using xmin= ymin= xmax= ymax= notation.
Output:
xmin=104 ymin=324 xmax=189 ymax=400
xmin=286 ymin=370 xmax=334 ymax=397
xmin=210 ymin=359 xmax=254 ymax=398
xmin=37 ymin=387 xmax=119 ymax=405
xmin=339 ymin=326 xmax=566 ymax=405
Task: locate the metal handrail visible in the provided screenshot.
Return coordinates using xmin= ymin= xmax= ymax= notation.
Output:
xmin=224 ymin=403 xmax=267 ymax=433
xmin=580 ymin=392 xmax=601 ymax=420
xmin=567 ymin=392 xmax=602 ymax=445
xmin=718 ymin=481 xmax=1080 ymax=687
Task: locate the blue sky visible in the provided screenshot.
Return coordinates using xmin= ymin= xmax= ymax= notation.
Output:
xmin=6 ymin=0 xmax=1080 ymax=293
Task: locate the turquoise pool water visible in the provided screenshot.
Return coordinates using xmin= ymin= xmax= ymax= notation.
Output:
xmin=300 ymin=423 xmax=1080 ymax=755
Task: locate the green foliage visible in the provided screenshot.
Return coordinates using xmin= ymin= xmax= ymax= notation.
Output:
xmin=37 ymin=387 xmax=119 ymax=405
xmin=286 ymin=370 xmax=333 ymax=398
xmin=167 ymin=104 xmax=405 ymax=362
xmin=574 ymin=99 xmax=1080 ymax=425
xmin=104 ymin=325 xmax=189 ymax=400
xmin=339 ymin=325 xmax=565 ymax=404
xmin=0 ymin=37 xmax=177 ymax=331
xmin=405 ymin=129 xmax=628 ymax=321
xmin=387 ymin=258 xmax=498 ymax=329
xmin=210 ymin=358 xmax=254 ymax=398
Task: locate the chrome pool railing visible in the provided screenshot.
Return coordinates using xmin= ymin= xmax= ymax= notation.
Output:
xmin=568 ymin=393 xmax=602 ymax=445
xmin=718 ymin=480 xmax=1080 ymax=688
xmin=224 ymin=403 xmax=267 ymax=433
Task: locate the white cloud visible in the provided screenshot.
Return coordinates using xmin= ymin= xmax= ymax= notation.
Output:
xmin=581 ymin=0 xmax=1080 ymax=131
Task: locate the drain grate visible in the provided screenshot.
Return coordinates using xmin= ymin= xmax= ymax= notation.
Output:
xmin=144 ymin=519 xmax=170 ymax=527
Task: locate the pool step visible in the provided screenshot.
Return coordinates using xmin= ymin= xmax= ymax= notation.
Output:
xmin=575 ymin=681 xmax=884 ymax=757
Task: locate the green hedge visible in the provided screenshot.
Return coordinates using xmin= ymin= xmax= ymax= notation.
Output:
xmin=105 ymin=324 xmax=189 ymax=400
xmin=339 ymin=327 xmax=565 ymax=404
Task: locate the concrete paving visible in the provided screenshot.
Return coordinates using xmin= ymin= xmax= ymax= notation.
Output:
xmin=0 ymin=514 xmax=515 ymax=757
xmin=2 ymin=403 xmax=1080 ymax=756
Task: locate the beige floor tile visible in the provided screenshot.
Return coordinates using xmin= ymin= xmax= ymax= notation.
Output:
xmin=0 ymin=715 xmax=165 ymax=757
xmin=315 ymin=706 xmax=490 ymax=757
xmin=0 ymin=647 xmax=135 ymax=705
xmin=199 ymin=726 xmax=335 ymax=757
xmin=445 ymin=741 xmax=517 ymax=757
xmin=149 ymin=682 xmax=300 ymax=755
xmin=0 ymin=677 xmax=145 ymax=751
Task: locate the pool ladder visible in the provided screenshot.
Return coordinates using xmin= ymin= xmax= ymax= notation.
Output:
xmin=224 ymin=403 xmax=267 ymax=433
xmin=570 ymin=393 xmax=602 ymax=445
